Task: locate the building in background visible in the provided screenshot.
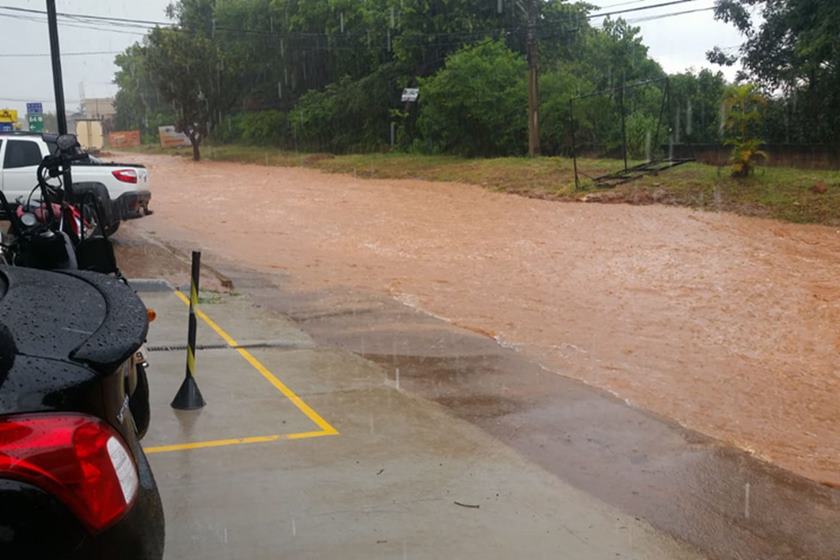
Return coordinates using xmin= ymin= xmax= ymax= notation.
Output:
xmin=81 ymin=97 xmax=116 ymax=121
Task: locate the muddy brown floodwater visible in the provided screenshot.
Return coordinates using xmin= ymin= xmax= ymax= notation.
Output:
xmin=124 ymin=153 xmax=840 ymax=486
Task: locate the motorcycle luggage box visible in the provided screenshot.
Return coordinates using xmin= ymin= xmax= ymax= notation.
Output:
xmin=0 ymin=266 xmax=148 ymax=375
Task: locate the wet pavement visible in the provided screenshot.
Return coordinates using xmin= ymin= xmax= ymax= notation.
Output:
xmin=120 ymin=232 xmax=840 ymax=560
xmin=136 ymin=285 xmax=702 ymax=559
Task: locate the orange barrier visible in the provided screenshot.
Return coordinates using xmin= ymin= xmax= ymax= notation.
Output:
xmin=108 ymin=130 xmax=141 ymax=148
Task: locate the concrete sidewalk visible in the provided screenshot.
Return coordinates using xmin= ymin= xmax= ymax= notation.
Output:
xmin=139 ymin=287 xmax=702 ymax=559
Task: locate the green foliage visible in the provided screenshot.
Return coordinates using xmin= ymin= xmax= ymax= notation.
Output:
xmin=111 ymin=0 xmax=749 ymax=160
xmin=711 ymin=0 xmax=840 ymax=143
xmin=113 ymin=44 xmax=174 ymax=137
xmin=538 ymin=69 xmax=591 ymax=155
xmin=728 ymin=138 xmax=768 ymax=178
xmin=624 ymin=112 xmax=656 ymax=160
xmin=669 ymin=69 xmax=727 ymax=144
xmin=417 ymin=40 xmax=527 ymax=156
xmin=241 ymin=111 xmax=288 ymax=145
xmin=144 ymin=26 xmax=215 ymax=160
xmin=289 ymin=64 xmax=401 ymax=152
xmin=722 ymin=84 xmax=768 ymax=177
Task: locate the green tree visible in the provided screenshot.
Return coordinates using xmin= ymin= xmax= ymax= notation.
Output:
xmin=417 ymin=40 xmax=527 ymax=156
xmin=709 ymin=0 xmax=840 ymax=142
xmin=290 ymin=64 xmax=401 ymax=152
xmin=669 ymin=69 xmax=727 ymax=144
xmin=144 ymin=27 xmax=218 ymax=160
xmin=114 ymin=43 xmax=174 ymax=136
xmin=113 ymin=0 xmax=677 ymax=157
xmin=538 ymin=68 xmax=592 ymax=155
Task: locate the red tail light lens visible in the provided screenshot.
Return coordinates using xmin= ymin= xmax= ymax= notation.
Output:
xmin=112 ymin=169 xmax=138 ymax=184
xmin=0 ymin=413 xmax=138 ymax=532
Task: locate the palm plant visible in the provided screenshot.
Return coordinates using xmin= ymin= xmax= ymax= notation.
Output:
xmin=722 ymin=84 xmax=768 ymax=177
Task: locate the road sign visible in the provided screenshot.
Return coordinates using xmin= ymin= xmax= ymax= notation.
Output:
xmin=26 ymin=102 xmax=43 ymax=114
xmin=0 ymin=109 xmax=18 ymax=123
xmin=401 ymin=88 xmax=419 ymax=102
xmin=0 ymin=123 xmax=13 ymax=132
xmin=28 ymin=113 xmax=44 ymax=133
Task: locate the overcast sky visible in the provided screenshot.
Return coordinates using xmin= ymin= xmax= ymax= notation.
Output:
xmin=0 ymin=0 xmax=744 ymax=117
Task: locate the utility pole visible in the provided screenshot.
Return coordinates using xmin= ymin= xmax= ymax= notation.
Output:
xmin=46 ymin=0 xmax=66 ymax=134
xmin=46 ymin=0 xmax=73 ymax=199
xmin=526 ymin=0 xmax=540 ymax=156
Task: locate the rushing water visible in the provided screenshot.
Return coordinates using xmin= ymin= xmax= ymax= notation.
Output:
xmin=129 ymin=153 xmax=840 ymax=486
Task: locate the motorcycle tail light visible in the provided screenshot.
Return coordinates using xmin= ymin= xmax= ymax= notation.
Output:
xmin=0 ymin=413 xmax=138 ymax=532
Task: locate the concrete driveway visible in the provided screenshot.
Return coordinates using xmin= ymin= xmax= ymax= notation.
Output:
xmin=138 ymin=285 xmax=701 ymax=559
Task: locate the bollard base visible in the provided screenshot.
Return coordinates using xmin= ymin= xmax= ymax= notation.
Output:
xmin=171 ymin=375 xmax=206 ymax=410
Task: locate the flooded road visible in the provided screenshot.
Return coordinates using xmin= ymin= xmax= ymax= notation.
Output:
xmin=125 ymin=152 xmax=840 ymax=486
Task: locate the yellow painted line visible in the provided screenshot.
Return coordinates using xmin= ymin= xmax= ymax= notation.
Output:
xmin=285 ymin=430 xmax=335 ymax=440
xmin=175 ymin=291 xmax=237 ymax=346
xmin=173 ymin=289 xmax=339 ymax=435
xmin=145 ymin=430 xmax=332 ymax=455
xmin=146 ymin=435 xmax=282 ymax=454
xmin=236 ymin=347 xmax=339 ymax=435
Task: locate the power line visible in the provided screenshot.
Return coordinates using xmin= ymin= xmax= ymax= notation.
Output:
xmin=594 ymin=0 xmax=665 ymax=9
xmin=625 ymin=6 xmax=715 ymax=23
xmin=0 ymin=11 xmax=148 ymax=36
xmin=0 ymin=50 xmax=121 ymax=58
xmin=588 ymin=0 xmax=702 ymax=19
xmin=0 ymin=96 xmax=82 ymax=103
xmin=0 ymin=5 xmax=171 ymax=27
xmin=0 ymin=1 xmax=706 ymax=40
xmin=0 ymin=2 xmax=718 ymax=61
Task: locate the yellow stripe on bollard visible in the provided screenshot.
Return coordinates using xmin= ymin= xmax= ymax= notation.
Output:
xmin=186 ymin=347 xmax=196 ymax=377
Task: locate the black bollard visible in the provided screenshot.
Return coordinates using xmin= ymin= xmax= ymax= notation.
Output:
xmin=171 ymin=251 xmax=206 ymax=410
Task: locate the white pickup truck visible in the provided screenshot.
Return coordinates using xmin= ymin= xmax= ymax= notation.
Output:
xmin=0 ymin=131 xmax=151 ymax=233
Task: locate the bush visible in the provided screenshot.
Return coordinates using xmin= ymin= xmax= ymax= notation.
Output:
xmin=289 ymin=65 xmax=402 ymax=153
xmin=417 ymin=40 xmax=527 ymax=157
xmin=241 ymin=111 xmax=288 ymax=145
xmin=212 ymin=113 xmax=245 ymax=144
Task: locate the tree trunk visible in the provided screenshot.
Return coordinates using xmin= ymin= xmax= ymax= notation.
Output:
xmin=190 ymin=132 xmax=200 ymax=161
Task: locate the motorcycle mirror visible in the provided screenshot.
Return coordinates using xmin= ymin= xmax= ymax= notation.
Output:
xmin=56 ymin=134 xmax=79 ymax=152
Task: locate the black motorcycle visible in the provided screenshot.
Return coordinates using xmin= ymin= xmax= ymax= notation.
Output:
xmin=0 ymin=265 xmax=164 ymax=558
xmin=0 ymin=134 xmax=151 ymax=439
xmin=0 ymin=135 xmax=163 ymax=557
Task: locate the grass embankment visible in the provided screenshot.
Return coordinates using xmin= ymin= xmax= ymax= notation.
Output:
xmin=124 ymin=144 xmax=840 ymax=226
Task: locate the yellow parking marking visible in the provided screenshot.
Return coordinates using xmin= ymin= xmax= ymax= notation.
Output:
xmin=145 ymin=435 xmax=282 ymax=454
xmin=145 ymin=291 xmax=338 ymax=454
xmin=144 ymin=430 xmax=335 ymax=455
